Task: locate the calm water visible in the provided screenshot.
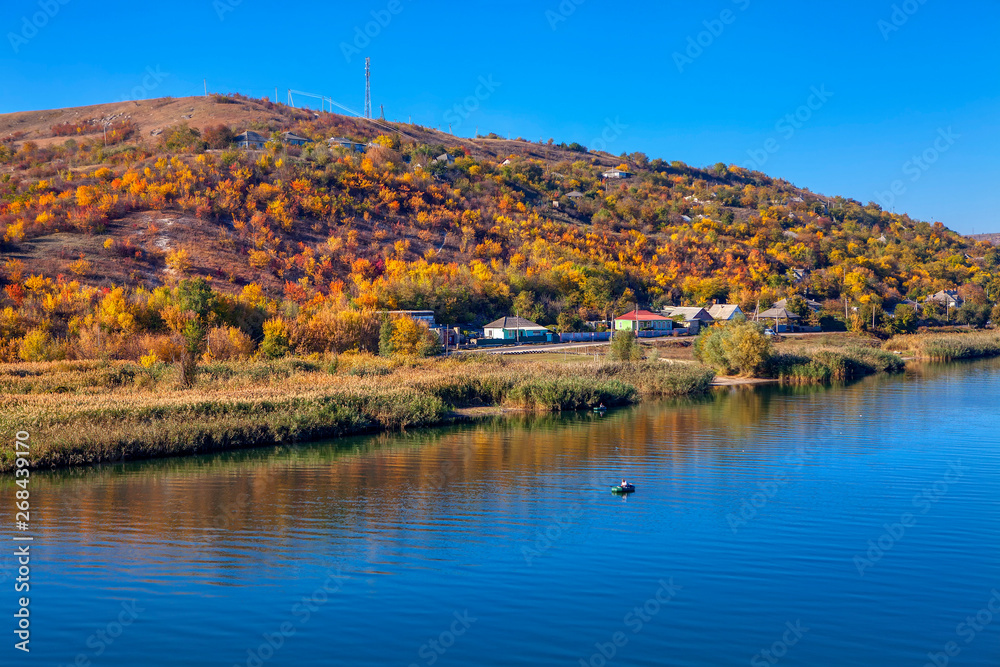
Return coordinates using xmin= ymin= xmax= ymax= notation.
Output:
xmin=4 ymin=361 xmax=1000 ymax=666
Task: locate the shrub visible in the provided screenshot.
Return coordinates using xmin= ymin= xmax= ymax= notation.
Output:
xmin=18 ymin=329 xmax=52 ymax=362
xmin=609 ymin=330 xmax=643 ymax=361
xmin=695 ymin=321 xmax=772 ymax=376
xmin=260 ymin=318 xmax=291 ymax=359
xmin=204 ymin=326 xmax=255 ymax=361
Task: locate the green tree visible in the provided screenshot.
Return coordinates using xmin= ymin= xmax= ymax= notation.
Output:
xmin=694 ymin=321 xmax=772 ymax=376
xmin=890 ymin=304 xmax=918 ymax=334
xmin=260 ymin=318 xmax=291 ymax=359
xmin=956 ymin=303 xmax=990 ymax=329
xmin=609 ymin=330 xmax=643 ymax=361
xmin=379 ymin=316 xmax=395 ymax=357
xmin=557 ymin=311 xmax=583 ymax=333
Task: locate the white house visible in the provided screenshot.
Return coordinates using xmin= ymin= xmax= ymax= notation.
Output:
xmin=482 ymin=316 xmax=550 ymax=341
xmin=708 ymin=304 xmax=744 ymax=321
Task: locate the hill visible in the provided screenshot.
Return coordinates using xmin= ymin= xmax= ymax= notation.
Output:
xmin=1 ymin=93 xmax=998 ymax=362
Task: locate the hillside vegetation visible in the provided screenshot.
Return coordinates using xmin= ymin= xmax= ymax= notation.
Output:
xmin=1 ymin=93 xmax=998 ymax=364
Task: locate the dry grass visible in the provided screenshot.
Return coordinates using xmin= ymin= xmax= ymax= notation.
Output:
xmin=0 ymin=354 xmax=714 ymax=471
xmin=884 ymin=331 xmax=1000 ymax=361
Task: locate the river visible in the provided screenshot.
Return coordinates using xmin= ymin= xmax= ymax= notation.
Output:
xmin=5 ymin=360 xmax=1000 ymax=666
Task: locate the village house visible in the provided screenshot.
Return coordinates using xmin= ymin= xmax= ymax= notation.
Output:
xmin=924 ymin=290 xmax=963 ymax=309
xmin=482 ymin=316 xmax=551 ymax=342
xmin=282 ymin=131 xmax=309 ymax=146
xmin=602 ymin=168 xmax=632 ymax=179
xmin=235 ymin=130 xmax=266 ymax=149
xmin=614 ymin=309 xmax=674 ymax=333
xmin=387 ymin=310 xmax=436 ymax=327
xmin=662 ymin=307 xmax=714 ymax=334
xmin=707 ymin=304 xmax=744 ymax=322
xmin=327 ymin=137 xmax=368 ymax=153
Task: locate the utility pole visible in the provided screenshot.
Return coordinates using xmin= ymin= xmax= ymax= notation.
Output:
xmin=364 ymin=57 xmax=372 ymax=119
xmin=204 ymin=79 xmax=207 ymax=96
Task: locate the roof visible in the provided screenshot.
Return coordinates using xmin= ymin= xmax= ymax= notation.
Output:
xmin=282 ymin=132 xmax=309 ymax=141
xmin=615 ymin=309 xmax=670 ymax=322
xmin=758 ymin=306 xmax=800 ymax=319
xmin=773 ymin=298 xmax=822 ymax=313
xmin=708 ymin=304 xmax=742 ymax=319
xmin=662 ymin=307 xmax=713 ymax=321
xmin=565 ymin=191 xmax=584 ymax=198
xmin=237 ymin=130 xmax=266 ymax=141
xmin=483 ymin=316 xmax=548 ymax=331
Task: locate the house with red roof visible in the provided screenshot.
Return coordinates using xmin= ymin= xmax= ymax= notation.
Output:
xmin=613 ymin=309 xmax=674 ymax=333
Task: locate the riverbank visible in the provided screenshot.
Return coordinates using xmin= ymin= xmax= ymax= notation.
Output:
xmin=0 ymin=354 xmax=714 ymax=471
xmin=885 ymin=330 xmax=1000 ymax=361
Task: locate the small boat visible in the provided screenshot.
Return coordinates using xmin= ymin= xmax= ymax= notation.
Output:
xmin=593 ymin=406 xmax=607 ymax=413
xmin=611 ymin=483 xmax=636 ymax=494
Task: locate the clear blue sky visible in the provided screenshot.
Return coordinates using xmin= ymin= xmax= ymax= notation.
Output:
xmin=2 ymin=0 xmax=998 ymax=233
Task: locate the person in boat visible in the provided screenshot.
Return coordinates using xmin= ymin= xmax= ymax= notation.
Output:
xmin=620 ymin=478 xmax=628 ymax=487
xmin=599 ymin=403 xmax=606 ymax=409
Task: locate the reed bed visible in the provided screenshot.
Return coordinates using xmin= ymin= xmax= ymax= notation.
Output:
xmin=769 ymin=346 xmax=905 ymax=384
xmin=0 ymin=355 xmax=714 ymax=471
xmin=884 ymin=331 xmax=1000 ymax=361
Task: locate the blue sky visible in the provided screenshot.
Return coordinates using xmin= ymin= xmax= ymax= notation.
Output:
xmin=2 ymin=0 xmax=998 ymax=233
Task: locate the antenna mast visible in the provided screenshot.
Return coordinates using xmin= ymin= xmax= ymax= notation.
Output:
xmin=364 ymin=57 xmax=372 ymax=119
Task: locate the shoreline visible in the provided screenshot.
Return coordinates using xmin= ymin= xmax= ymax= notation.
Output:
xmin=5 ymin=330 xmax=997 ymax=473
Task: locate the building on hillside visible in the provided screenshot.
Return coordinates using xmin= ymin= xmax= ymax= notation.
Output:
xmin=602 ymin=168 xmax=632 ymax=179
xmin=662 ymin=307 xmax=714 ymax=323
xmin=327 ymin=137 xmax=368 ymax=153
xmin=614 ymin=309 xmax=674 ymax=332
xmin=773 ymin=298 xmax=822 ymax=314
xmin=708 ymin=304 xmax=744 ymax=321
xmin=482 ymin=316 xmax=551 ymax=342
xmin=565 ymin=191 xmax=584 ymax=200
xmin=756 ymin=306 xmax=800 ymax=332
xmin=662 ymin=307 xmax=714 ymax=334
xmin=235 ymin=131 xmax=266 ymax=149
xmin=925 ymin=290 xmax=963 ymax=309
xmin=282 ymin=132 xmax=309 ymax=146
xmin=434 ymin=153 xmax=456 ymax=165
xmin=387 ymin=310 xmax=436 ymax=327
